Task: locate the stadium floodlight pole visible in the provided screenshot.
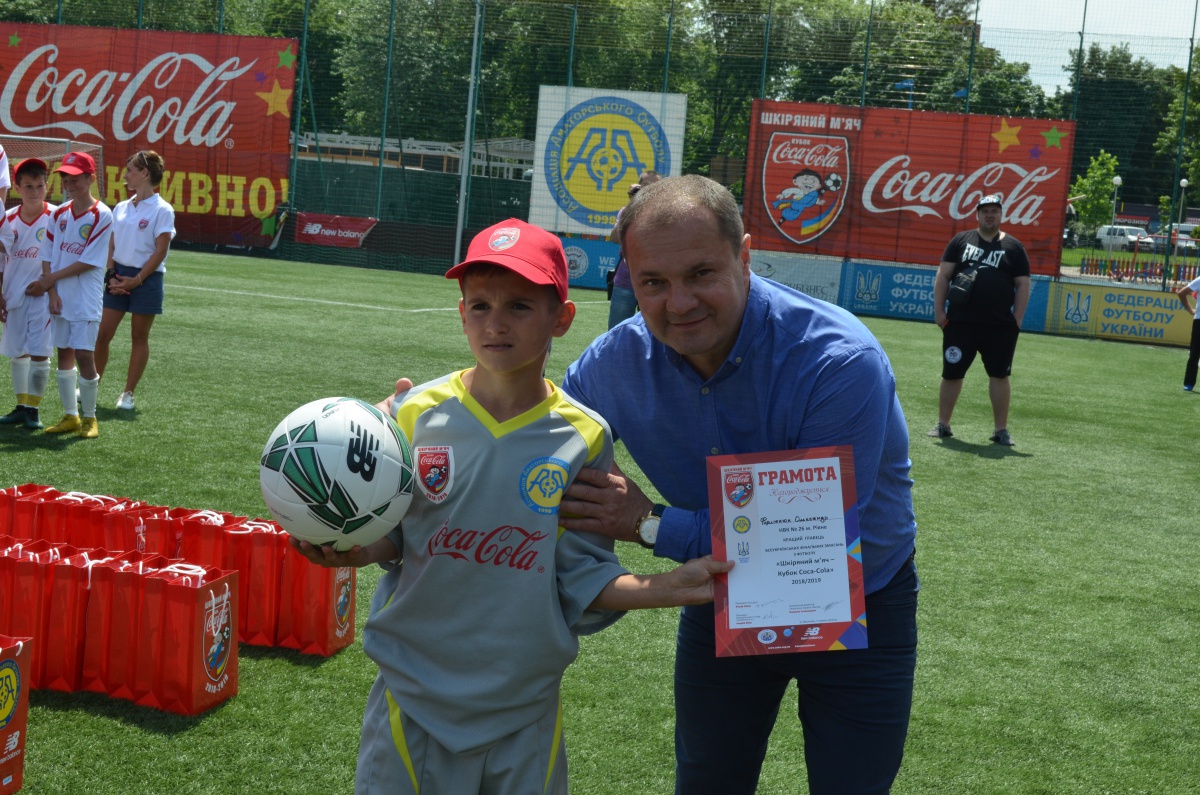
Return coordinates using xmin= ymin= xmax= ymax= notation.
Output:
xmin=376 ymin=0 xmax=399 ymax=220
xmin=1071 ymin=0 xmax=1088 ymax=120
xmin=662 ymin=0 xmax=675 ymax=95
xmin=454 ymin=0 xmax=487 ymax=267
xmin=566 ymin=1 xmax=578 ymax=88
xmin=964 ymin=1 xmax=980 ymax=115
xmin=288 ymin=0 xmax=313 ymax=216
xmin=759 ymin=0 xmax=775 ymax=99
xmin=1110 ymin=176 xmax=1121 ymax=229
xmin=1164 ymin=0 xmax=1199 ymax=290
xmin=861 ymin=0 xmax=875 ymax=108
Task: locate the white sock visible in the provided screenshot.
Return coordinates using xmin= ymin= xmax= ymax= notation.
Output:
xmin=78 ymin=375 xmax=100 ymax=419
xmin=28 ymin=360 xmax=50 ymax=404
xmin=11 ymin=358 xmax=30 ymax=404
xmin=57 ymin=369 xmax=78 ymax=416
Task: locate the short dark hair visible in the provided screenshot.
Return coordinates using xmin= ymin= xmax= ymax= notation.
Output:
xmin=616 ymin=174 xmax=743 ymax=259
xmin=457 ymin=262 xmax=561 ymax=305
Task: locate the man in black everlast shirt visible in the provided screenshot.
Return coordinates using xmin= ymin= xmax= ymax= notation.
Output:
xmin=929 ymin=193 xmax=1031 ymax=447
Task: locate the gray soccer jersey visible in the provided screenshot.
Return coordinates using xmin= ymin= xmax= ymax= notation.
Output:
xmin=365 ymin=371 xmax=627 ymax=755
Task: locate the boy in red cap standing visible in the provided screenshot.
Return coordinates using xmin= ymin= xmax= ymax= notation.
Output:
xmin=291 ymin=218 xmax=731 ymax=795
xmin=25 ymin=151 xmax=112 ymax=438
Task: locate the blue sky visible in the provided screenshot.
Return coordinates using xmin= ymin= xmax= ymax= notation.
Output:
xmin=975 ymin=0 xmax=1200 ymax=92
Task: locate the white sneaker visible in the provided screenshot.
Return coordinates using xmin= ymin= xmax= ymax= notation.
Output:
xmin=116 ymin=391 xmax=136 ymax=410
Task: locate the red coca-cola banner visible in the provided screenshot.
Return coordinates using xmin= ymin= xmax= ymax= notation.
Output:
xmin=0 ymin=24 xmax=297 ymax=247
xmin=294 ymin=212 xmax=378 ymax=248
xmin=744 ymin=100 xmax=1076 ymax=275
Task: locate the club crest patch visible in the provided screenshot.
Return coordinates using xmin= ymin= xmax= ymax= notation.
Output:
xmin=138 ymin=218 xmax=150 ymax=230
xmin=335 ymin=568 xmax=353 ymax=630
xmin=0 ymin=658 xmax=21 ymax=730
xmin=489 ymin=227 xmax=521 ymax=251
xmin=725 ymin=469 xmax=754 ymax=508
xmin=203 ymin=583 xmax=233 ymax=683
xmin=520 ymin=456 xmax=571 ymax=515
xmin=416 ymin=446 xmax=453 ymax=503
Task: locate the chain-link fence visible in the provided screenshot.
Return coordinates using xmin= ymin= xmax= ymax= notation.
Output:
xmin=3 ymin=0 xmax=1199 ymax=274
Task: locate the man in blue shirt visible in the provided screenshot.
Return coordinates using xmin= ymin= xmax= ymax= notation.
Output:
xmin=559 ymin=175 xmax=918 ymax=795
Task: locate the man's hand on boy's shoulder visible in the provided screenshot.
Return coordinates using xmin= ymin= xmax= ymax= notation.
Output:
xmin=288 ymin=534 xmax=399 ymax=569
xmin=376 ymin=377 xmax=416 ymax=415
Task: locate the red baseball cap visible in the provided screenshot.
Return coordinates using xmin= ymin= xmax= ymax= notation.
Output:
xmin=445 ymin=219 xmax=568 ymax=302
xmin=13 ymin=158 xmax=48 ymax=180
xmin=54 ymin=151 xmax=96 ymax=176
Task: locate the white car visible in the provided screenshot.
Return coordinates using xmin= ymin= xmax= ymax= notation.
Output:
xmin=1096 ymin=225 xmax=1153 ymax=253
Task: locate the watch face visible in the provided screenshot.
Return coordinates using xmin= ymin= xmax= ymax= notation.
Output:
xmin=638 ymin=517 xmax=660 ymax=544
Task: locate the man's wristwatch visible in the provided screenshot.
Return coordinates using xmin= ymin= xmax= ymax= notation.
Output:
xmin=636 ymin=504 xmax=666 ymax=549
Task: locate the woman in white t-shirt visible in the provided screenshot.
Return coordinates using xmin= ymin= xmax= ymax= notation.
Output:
xmin=95 ymin=150 xmax=176 ymax=411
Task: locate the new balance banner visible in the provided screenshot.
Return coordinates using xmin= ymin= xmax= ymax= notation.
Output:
xmin=294 ymin=212 xmax=378 ymax=248
xmin=0 ymin=24 xmax=297 ymax=247
xmin=744 ymin=101 xmax=1075 ymax=276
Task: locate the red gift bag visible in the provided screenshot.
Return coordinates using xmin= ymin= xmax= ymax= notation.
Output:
xmin=152 ymin=566 xmax=239 ymax=715
xmin=133 ymin=509 xmax=183 ymax=558
xmin=276 ymin=544 xmax=356 ymax=656
xmin=222 ymin=521 xmax=288 ymax=646
xmin=40 ymin=492 xmax=118 ymax=549
xmin=79 ymin=553 xmax=171 ymax=698
xmin=7 ymin=487 xmax=63 ymax=542
xmin=0 ymin=635 xmax=32 ymax=795
xmin=101 ymin=504 xmax=168 ymax=555
xmin=0 ymin=484 xmax=54 ymax=538
xmin=0 ymin=541 xmax=77 ymax=689
xmin=42 ymin=551 xmax=118 ymax=693
xmin=179 ymin=511 xmax=243 ymax=568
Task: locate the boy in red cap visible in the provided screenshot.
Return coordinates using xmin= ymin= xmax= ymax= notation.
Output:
xmin=0 ymin=158 xmax=57 ymax=429
xmin=25 ymin=151 xmax=112 ymax=438
xmin=291 ymin=218 xmax=731 ymax=795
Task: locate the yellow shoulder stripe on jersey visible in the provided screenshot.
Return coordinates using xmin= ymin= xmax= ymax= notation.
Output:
xmin=393 ymin=372 xmax=463 ymax=441
xmin=457 ymin=377 xmax=561 ymax=439
xmin=552 ymin=393 xmax=607 ymax=463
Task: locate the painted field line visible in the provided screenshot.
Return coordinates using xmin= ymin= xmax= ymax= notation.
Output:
xmin=172 ymin=283 xmax=608 ymax=311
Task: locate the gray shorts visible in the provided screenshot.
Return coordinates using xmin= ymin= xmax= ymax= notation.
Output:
xmin=354 ymin=676 xmax=568 ymax=795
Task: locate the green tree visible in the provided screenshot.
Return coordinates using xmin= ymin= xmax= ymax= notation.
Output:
xmin=1052 ymin=43 xmax=1174 ymax=205
xmin=1068 ymin=150 xmax=1120 ymax=243
xmin=777 ymin=0 xmax=871 ymax=104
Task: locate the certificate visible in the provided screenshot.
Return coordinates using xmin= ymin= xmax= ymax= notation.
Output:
xmin=707 ymin=446 xmax=867 ymax=657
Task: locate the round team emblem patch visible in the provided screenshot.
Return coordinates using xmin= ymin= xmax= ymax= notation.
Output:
xmin=489 ymin=227 xmax=521 ymax=251
xmin=543 ymin=96 xmax=672 ymax=229
xmin=945 ymin=346 xmax=963 ymax=364
xmin=78 ymin=222 xmax=93 ymax=242
xmin=0 ymin=658 xmax=21 ymax=730
xmin=520 ymin=457 xmax=571 ymax=515
xmin=757 ymin=629 xmax=777 ymax=645
xmin=733 ymin=516 xmax=751 ymax=534
xmin=564 ymin=245 xmax=588 ymax=279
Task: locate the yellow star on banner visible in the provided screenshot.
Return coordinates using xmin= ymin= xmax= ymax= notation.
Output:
xmin=1042 ymin=126 xmax=1068 ymax=149
xmin=277 ymin=47 xmax=297 ymax=69
xmin=256 ymin=80 xmax=292 ymax=118
xmin=992 ymin=119 xmax=1021 ymax=153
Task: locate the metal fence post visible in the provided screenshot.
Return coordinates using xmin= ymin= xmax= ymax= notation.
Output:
xmin=1164 ymin=0 xmax=1199 ymax=289
xmin=663 ymin=0 xmax=675 ymax=95
xmin=288 ymin=0 xmax=312 ymax=212
xmin=759 ymin=0 xmax=774 ymax=99
xmin=1071 ymin=0 xmax=1089 ymax=120
xmin=861 ymin=0 xmax=875 ymax=108
xmin=454 ymin=0 xmax=486 ymax=267
xmin=376 ymin=0 xmax=398 ymax=220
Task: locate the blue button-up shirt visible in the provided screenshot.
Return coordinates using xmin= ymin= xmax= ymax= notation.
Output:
xmin=563 ymin=274 xmax=916 ymax=594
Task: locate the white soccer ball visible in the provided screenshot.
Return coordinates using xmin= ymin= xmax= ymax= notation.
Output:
xmin=260 ymin=397 xmax=415 ymax=551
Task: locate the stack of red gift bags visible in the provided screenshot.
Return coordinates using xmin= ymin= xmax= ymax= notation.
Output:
xmin=0 ymin=484 xmax=358 ymax=719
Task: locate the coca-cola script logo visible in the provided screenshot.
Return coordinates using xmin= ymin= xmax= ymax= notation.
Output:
xmin=427 ymin=523 xmax=549 ymax=572
xmin=861 ymin=156 xmax=1059 ymax=225
xmin=763 ymin=132 xmax=849 ymax=245
xmin=0 ymin=44 xmax=255 ymax=147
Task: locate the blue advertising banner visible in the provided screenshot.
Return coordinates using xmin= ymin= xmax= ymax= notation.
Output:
xmin=559 ymin=235 xmax=619 ymax=291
